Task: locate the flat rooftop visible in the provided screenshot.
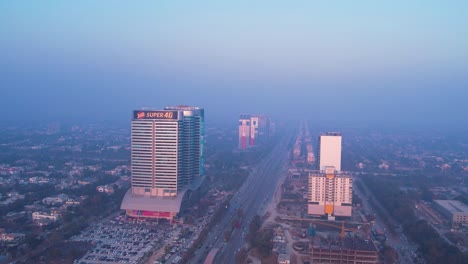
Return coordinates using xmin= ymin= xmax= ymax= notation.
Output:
xmin=120 ymin=189 xmax=188 ymax=213
xmin=164 ymin=105 xmax=201 ymax=110
xmin=313 ymin=237 xmax=377 ymax=252
xmin=321 ymin=132 xmax=342 ymax=136
xmin=434 ymin=200 xmax=468 ymax=214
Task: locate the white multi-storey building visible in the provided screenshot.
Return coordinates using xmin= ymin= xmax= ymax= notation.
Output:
xmin=310 ymin=132 xmax=352 ymax=218
xmin=130 ymin=114 xmax=179 ymax=196
xmin=308 ymin=166 xmax=353 ymax=218
xmin=32 ymin=212 xmax=61 ymax=221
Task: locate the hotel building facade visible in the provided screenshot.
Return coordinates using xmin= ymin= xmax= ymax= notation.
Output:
xmin=308 ymin=166 xmax=353 ymax=217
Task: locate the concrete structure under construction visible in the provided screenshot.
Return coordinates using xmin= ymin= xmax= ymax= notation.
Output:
xmin=310 ymin=237 xmax=378 ymax=264
xmin=121 ymin=106 xmax=204 ymax=220
xmin=433 ymin=200 xmax=468 ymax=225
xmin=308 ymin=166 xmax=353 ymax=217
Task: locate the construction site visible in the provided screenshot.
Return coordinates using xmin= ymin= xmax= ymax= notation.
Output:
xmin=259 ymin=168 xmax=381 ymax=264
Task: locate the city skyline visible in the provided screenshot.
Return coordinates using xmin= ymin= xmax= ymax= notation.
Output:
xmin=0 ymin=114 xmax=466 ymax=262
xmin=1 ymin=1 xmax=467 ymax=127
xmin=0 ymin=2 xmax=467 ymax=263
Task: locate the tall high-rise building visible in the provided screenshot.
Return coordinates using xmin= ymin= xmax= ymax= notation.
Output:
xmin=308 ymin=166 xmax=353 ymax=217
xmin=317 ymin=132 xmax=342 ymax=171
xmin=121 ymin=106 xmax=204 ymax=220
xmin=309 ymin=132 xmax=351 ymax=218
xmin=250 ymin=115 xmax=259 ymax=146
xmin=164 ymin=106 xmax=205 ymax=178
xmin=238 ymin=115 xmax=251 ymax=149
xmin=238 ymin=114 xmax=273 ymax=149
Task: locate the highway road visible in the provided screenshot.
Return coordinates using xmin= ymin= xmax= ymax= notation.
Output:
xmin=354 ymin=177 xmax=418 ymax=264
xmin=188 ymin=130 xmax=294 ymax=264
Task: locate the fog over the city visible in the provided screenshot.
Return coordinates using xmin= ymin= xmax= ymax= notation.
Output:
xmin=1 ymin=1 xmax=467 ymax=127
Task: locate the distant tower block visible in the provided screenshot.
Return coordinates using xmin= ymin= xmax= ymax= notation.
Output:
xmin=250 ymin=115 xmax=259 ymax=145
xmin=238 ymin=114 xmax=272 ymax=149
xmin=238 ymin=114 xmax=250 ymax=149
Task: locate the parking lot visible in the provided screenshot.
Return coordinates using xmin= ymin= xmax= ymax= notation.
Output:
xmin=72 ymin=219 xmax=173 ymax=264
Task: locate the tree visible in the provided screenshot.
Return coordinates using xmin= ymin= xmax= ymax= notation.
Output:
xmin=382 ymin=245 xmax=398 ymax=264
xmin=224 ymin=230 xmax=231 ymax=242
xmin=421 ymin=186 xmax=433 ymax=202
xmin=249 ymin=215 xmax=262 ymax=235
xmin=255 ymin=229 xmax=273 ymax=257
xmin=237 ymin=208 xmax=244 ymax=217
xmin=235 ymin=248 xmax=248 ymax=264
xmin=247 ymin=215 xmax=264 ymax=248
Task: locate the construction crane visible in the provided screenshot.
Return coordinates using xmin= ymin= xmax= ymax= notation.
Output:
xmin=340 ymin=221 xmax=345 ymax=239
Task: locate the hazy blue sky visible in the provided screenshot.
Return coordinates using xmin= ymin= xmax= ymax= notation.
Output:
xmin=1 ymin=1 xmax=467 ymax=127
